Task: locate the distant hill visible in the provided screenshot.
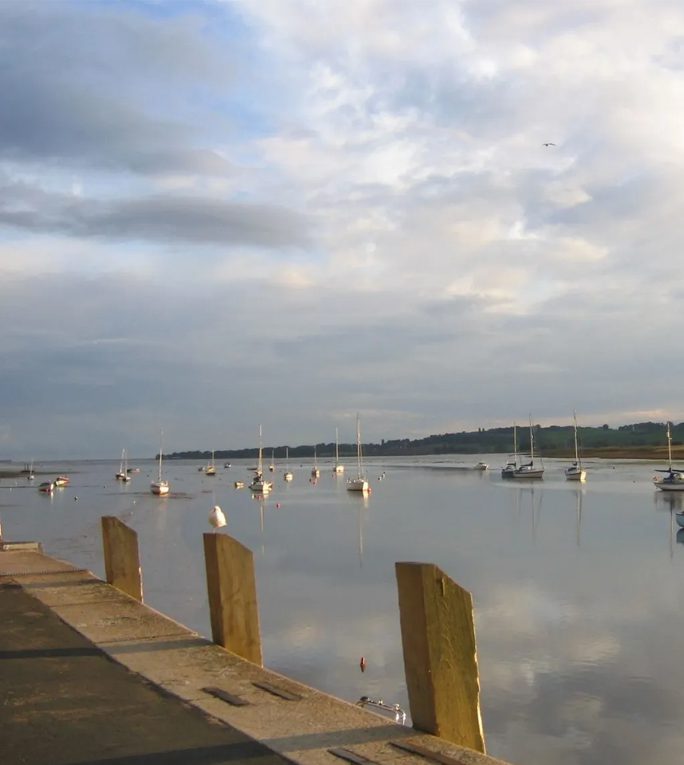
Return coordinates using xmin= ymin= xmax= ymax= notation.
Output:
xmin=165 ymin=420 xmax=681 ymax=460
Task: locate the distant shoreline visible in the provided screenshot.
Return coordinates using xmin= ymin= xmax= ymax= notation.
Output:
xmin=0 ymin=447 xmax=682 ymax=472
xmin=546 ymin=446 xmax=680 ymax=460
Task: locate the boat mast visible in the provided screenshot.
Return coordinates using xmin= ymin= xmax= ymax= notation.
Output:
xmin=529 ymin=416 xmax=535 ymax=465
xmin=573 ymin=411 xmax=582 ymax=468
xmin=257 ymin=424 xmax=263 ymax=475
xmin=356 ymin=414 xmax=363 ymax=478
xmin=335 ymin=427 xmax=340 ymax=464
xmin=667 ymin=421 xmax=673 ymax=471
xmin=513 ymin=423 xmax=518 ymax=466
xmin=158 ymin=431 xmax=164 ymax=482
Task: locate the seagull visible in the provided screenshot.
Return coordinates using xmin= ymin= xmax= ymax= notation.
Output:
xmin=543 ymin=142 xmax=556 ymax=147
xmin=209 ymin=504 xmax=227 ymax=529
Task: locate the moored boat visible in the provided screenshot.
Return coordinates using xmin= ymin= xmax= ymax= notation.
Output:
xmin=510 ymin=418 xmax=544 ymax=479
xmin=249 ymin=425 xmax=273 ymax=494
xmin=501 ymin=424 xmax=519 ymax=478
xmin=654 ymin=422 xmax=684 ymax=491
xmin=283 ymin=446 xmax=293 ymax=482
xmin=150 ymin=431 xmax=170 ymax=496
xmin=116 ymin=449 xmax=132 ymax=482
xmin=333 ymin=428 xmax=344 ymax=474
xmin=565 ymin=412 xmax=587 ymax=482
xmin=311 ymin=445 xmax=320 ymax=478
xmin=347 ymin=414 xmax=369 ymax=493
xmin=204 ymin=451 xmax=216 ymax=476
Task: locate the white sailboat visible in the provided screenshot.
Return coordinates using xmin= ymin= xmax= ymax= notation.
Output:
xmin=150 ymin=432 xmax=170 ymax=496
xmin=501 ymin=424 xmax=518 ymax=478
xmin=510 ymin=417 xmax=544 ymax=479
xmin=269 ymin=449 xmax=275 ymax=473
xmin=347 ymin=415 xmax=369 ymax=492
xmin=116 ymin=449 xmax=132 ymax=482
xmin=311 ymin=445 xmax=320 ymax=478
xmin=204 ymin=451 xmax=216 ymax=476
xmin=565 ymin=412 xmax=587 ymax=482
xmin=249 ymin=425 xmax=273 ymax=494
xmin=333 ymin=427 xmax=344 ymax=474
xmin=654 ymin=422 xmax=684 ymax=491
xmin=283 ymin=446 xmax=293 ymax=482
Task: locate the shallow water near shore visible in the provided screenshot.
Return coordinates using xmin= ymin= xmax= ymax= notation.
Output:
xmin=2 ymin=455 xmax=684 ymax=765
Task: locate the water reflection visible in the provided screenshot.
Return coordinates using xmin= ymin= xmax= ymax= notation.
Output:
xmin=574 ymin=487 xmax=584 ymax=547
xmin=6 ymin=457 xmax=684 ymax=765
xmin=511 ymin=485 xmax=544 ymax=542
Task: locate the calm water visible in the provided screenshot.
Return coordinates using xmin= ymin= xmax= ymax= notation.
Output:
xmin=2 ymin=455 xmax=684 ymax=765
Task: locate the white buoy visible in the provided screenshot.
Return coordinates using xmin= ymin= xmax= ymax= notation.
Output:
xmin=209 ymin=504 xmax=227 ymax=529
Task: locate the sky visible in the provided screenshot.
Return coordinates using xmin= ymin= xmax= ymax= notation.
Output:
xmin=2 ymin=0 xmax=684 ymax=459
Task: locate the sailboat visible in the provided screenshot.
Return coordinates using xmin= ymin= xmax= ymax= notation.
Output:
xmin=269 ymin=449 xmax=275 ymax=473
xmin=283 ymin=446 xmax=293 ymax=482
xmin=510 ymin=417 xmax=544 ymax=479
xmin=150 ymin=432 xmax=170 ymax=496
xmin=347 ymin=414 xmax=369 ymax=492
xmin=204 ymin=451 xmax=216 ymax=476
xmin=501 ymin=424 xmax=518 ymax=478
xmin=654 ymin=422 xmax=684 ymax=491
xmin=565 ymin=412 xmax=587 ymax=482
xmin=116 ymin=449 xmax=132 ymax=482
xmin=249 ymin=425 xmax=273 ymax=494
xmin=311 ymin=445 xmax=320 ymax=478
xmin=333 ymin=427 xmax=344 ymax=474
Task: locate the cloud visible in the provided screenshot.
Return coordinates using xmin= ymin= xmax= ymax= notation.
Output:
xmin=1 ymin=0 xmax=684 ymax=459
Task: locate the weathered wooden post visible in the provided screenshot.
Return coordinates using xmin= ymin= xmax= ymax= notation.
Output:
xmin=101 ymin=516 xmax=143 ymax=602
xmin=203 ymin=533 xmax=263 ymax=666
xmin=395 ymin=561 xmax=485 ymax=753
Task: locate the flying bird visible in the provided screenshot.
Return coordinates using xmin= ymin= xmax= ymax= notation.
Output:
xmin=543 ymin=142 xmax=556 ymax=147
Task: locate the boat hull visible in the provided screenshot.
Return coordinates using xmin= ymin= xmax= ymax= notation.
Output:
xmin=347 ymin=478 xmax=369 ymax=492
xmin=510 ymin=468 xmax=544 ymax=479
xmin=150 ymin=481 xmax=169 ymax=496
xmin=655 ymin=480 xmax=684 ymax=491
xmin=565 ymin=468 xmax=586 ymax=482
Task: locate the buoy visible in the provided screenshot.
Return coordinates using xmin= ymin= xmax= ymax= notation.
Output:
xmin=209 ymin=505 xmax=227 ymax=529
xmin=276 ymin=502 xmax=281 ymax=509
xmin=359 ymin=656 xmax=367 ymax=672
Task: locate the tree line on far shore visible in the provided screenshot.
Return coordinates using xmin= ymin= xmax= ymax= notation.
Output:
xmin=165 ymin=420 xmax=679 ymax=460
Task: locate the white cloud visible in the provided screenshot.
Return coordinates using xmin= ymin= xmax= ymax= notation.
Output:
xmin=1 ymin=0 xmax=684 ymax=455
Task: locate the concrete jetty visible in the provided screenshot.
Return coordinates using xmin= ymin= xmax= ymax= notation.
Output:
xmin=0 ymin=542 xmax=512 ymax=765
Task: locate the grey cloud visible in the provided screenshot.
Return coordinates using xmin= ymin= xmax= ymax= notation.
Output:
xmin=0 ymin=3 xmax=237 ymax=175
xmin=0 ymin=182 xmax=308 ymax=248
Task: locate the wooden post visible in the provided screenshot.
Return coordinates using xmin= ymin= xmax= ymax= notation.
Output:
xmin=101 ymin=516 xmax=143 ymax=602
xmin=203 ymin=533 xmax=263 ymax=666
xmin=395 ymin=561 xmax=485 ymax=753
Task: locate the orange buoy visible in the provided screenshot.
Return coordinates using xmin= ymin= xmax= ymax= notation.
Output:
xmin=359 ymin=656 xmax=367 ymax=672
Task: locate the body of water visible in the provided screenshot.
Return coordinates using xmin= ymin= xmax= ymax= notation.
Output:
xmin=2 ymin=455 xmax=683 ymax=765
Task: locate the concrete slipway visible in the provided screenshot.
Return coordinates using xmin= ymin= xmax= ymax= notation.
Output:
xmin=0 ymin=542 xmax=512 ymax=765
